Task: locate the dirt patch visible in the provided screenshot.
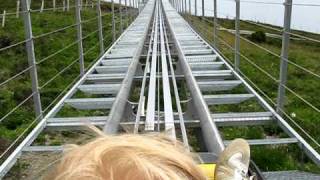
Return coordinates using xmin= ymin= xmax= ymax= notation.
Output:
xmin=4 ymin=152 xmax=62 ymax=180
xmin=4 ymin=130 xmax=98 ymax=179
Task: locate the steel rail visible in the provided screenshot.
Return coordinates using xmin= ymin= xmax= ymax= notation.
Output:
xmin=157 ymin=19 xmax=161 ymax=132
xmin=181 ymin=11 xmax=320 ymax=165
xmin=0 ymin=6 xmax=144 ymax=176
xmin=157 ymin=2 xmax=161 ymax=132
xmin=134 ymin=8 xmax=157 ymax=134
xmin=195 ymin=35 xmax=320 ymax=151
xmin=190 ymin=18 xmax=320 ymax=115
xmin=145 ymin=1 xmax=159 ymax=131
xmin=197 ymin=17 xmax=320 ymax=80
xmin=159 ymin=5 xmax=176 ymax=138
xmin=161 ymin=6 xmax=189 ymax=148
xmin=104 ymin=0 xmax=156 ymax=134
xmin=188 ymin=17 xmax=320 ymax=150
xmin=162 ymin=0 xmax=225 ymax=153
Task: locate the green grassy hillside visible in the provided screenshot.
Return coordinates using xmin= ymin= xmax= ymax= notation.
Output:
xmin=0 ymin=0 xmax=135 ymax=156
xmin=184 ymin=15 xmax=320 ymax=172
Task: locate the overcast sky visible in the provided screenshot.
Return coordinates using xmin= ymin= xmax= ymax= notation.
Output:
xmin=198 ymin=0 xmax=320 ymax=33
xmin=107 ymin=0 xmax=320 ymax=33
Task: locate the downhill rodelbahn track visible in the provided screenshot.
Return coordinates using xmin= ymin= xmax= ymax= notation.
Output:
xmin=1 ymin=0 xmax=320 ymax=179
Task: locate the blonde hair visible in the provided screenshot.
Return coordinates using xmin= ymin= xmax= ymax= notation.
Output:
xmin=49 ymin=133 xmax=206 ymax=180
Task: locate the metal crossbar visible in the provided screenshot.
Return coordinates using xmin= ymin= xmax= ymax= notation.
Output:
xmin=0 ymin=0 xmax=320 ymax=178
xmin=165 ymin=0 xmax=320 ymax=167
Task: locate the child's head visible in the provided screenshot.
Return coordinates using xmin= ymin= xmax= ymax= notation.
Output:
xmin=50 ymin=134 xmax=206 ymax=180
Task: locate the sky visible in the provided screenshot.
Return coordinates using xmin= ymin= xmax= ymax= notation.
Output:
xmin=196 ymin=0 xmax=320 ymax=33
xmin=106 ymin=0 xmax=320 ymax=33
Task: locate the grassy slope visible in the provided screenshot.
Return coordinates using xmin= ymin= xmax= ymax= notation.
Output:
xmin=184 ymin=15 xmax=320 ymax=172
xmin=0 ymin=0 xmax=134 ymax=153
xmin=0 ymin=0 xmax=319 ymax=174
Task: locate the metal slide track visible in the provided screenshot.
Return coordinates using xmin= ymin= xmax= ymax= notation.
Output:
xmin=1 ymin=0 xmax=320 ymax=178
xmin=0 ymin=0 xmax=156 ymax=177
xmin=161 ymin=0 xmax=320 ymax=176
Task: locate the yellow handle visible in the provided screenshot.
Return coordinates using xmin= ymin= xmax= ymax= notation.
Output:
xmin=198 ymin=164 xmax=216 ymax=180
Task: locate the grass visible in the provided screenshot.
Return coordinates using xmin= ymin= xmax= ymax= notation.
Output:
xmin=183 ymin=15 xmax=320 ymax=172
xmin=0 ymin=0 xmax=136 ymax=156
xmin=0 ymin=0 xmax=319 ymax=175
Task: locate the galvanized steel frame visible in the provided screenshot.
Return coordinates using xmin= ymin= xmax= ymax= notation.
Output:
xmin=174 ymin=4 xmax=320 ymax=164
xmin=159 ymin=6 xmax=176 ymax=138
xmin=145 ymin=1 xmax=159 ymax=131
xmin=104 ymin=0 xmax=156 ymax=134
xmin=21 ymin=0 xmax=43 ymax=118
xmin=162 ymin=1 xmax=225 ymax=153
xmin=0 ymin=2 xmax=153 ymax=176
xmin=276 ymin=0 xmax=292 ymax=115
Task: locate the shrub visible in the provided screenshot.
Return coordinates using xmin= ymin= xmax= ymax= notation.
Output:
xmin=3 ymin=118 xmax=23 ymax=130
xmin=0 ymin=35 xmax=12 ymax=48
xmin=250 ymin=30 xmax=266 ymax=43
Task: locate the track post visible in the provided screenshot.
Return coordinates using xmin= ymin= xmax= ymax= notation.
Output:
xmin=75 ymin=0 xmax=85 ymax=76
xmin=67 ymin=0 xmax=70 ymax=11
xmin=16 ymin=0 xmax=20 ymax=17
xmin=277 ymin=0 xmax=292 ymax=115
xmin=177 ymin=0 xmax=179 ymax=12
xmin=2 ymin=10 xmax=6 ymax=27
xmin=213 ymin=0 xmax=218 ymax=48
xmin=188 ymin=0 xmax=191 ymax=14
xmin=111 ymin=0 xmax=116 ymax=41
xmin=96 ymin=0 xmax=104 ymax=55
xmin=234 ymin=0 xmax=240 ymax=71
xmin=120 ymin=0 xmax=123 ymax=33
xmin=125 ymin=0 xmax=128 ymax=27
xmin=194 ymin=0 xmax=197 ymax=16
xmin=176 ymin=0 xmax=178 ymax=12
xmin=21 ymin=0 xmax=43 ymax=118
xmin=181 ymin=0 xmax=184 ymax=13
xmin=40 ymin=0 xmax=44 ymax=12
xmin=175 ymin=0 xmax=177 ymax=11
xmin=201 ymin=0 xmax=204 ymax=19
xmin=53 ymin=0 xmax=56 ymax=11
xmin=63 ymin=0 xmax=66 ymax=11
